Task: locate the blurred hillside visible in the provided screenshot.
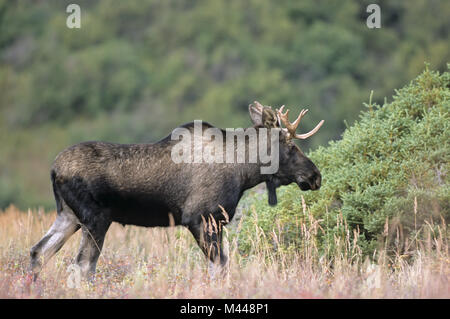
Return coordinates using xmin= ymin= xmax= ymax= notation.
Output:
xmin=0 ymin=0 xmax=449 ymax=209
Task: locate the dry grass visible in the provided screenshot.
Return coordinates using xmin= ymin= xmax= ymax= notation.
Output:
xmin=0 ymin=204 xmax=448 ymax=299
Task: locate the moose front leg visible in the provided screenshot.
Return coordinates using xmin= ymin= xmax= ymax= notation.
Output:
xmin=188 ymin=217 xmax=228 ymax=275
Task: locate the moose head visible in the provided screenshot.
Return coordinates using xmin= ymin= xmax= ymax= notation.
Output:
xmin=249 ymin=101 xmax=323 ymax=205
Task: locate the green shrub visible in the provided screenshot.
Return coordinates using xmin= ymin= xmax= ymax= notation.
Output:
xmin=236 ymin=66 xmax=450 ymax=257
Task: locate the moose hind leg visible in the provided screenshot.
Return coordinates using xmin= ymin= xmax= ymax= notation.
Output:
xmin=75 ymin=218 xmax=110 ymax=279
xmin=30 ymin=209 xmax=80 ymax=278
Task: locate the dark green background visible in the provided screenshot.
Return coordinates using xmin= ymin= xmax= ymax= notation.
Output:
xmin=0 ymin=0 xmax=449 ymax=209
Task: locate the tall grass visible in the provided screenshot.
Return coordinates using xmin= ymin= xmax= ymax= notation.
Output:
xmin=0 ymin=201 xmax=448 ymax=298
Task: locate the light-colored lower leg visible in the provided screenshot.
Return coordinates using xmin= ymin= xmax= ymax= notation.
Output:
xmin=30 ymin=210 xmax=79 ymax=276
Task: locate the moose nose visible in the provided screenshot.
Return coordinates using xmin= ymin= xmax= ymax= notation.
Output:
xmin=310 ymin=172 xmax=321 ymax=191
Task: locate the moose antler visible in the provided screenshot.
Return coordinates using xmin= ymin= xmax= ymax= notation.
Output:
xmin=276 ymin=105 xmax=324 ymax=140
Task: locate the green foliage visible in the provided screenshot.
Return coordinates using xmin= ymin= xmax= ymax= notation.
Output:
xmin=0 ymin=0 xmax=449 ymax=209
xmin=237 ymin=67 xmax=450 ymax=257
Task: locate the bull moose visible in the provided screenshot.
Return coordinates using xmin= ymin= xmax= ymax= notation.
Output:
xmin=30 ymin=101 xmax=323 ymax=279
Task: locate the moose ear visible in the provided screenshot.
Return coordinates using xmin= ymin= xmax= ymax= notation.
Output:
xmin=249 ymin=101 xmax=280 ymax=128
xmin=249 ymin=101 xmax=264 ymax=126
xmin=262 ymin=107 xmax=280 ymax=128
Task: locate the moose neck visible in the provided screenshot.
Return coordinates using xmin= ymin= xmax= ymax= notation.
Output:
xmin=238 ymin=126 xmax=279 ymax=192
xmin=238 ymin=155 xmax=279 ymax=206
xmin=239 ymin=162 xmax=269 ymax=190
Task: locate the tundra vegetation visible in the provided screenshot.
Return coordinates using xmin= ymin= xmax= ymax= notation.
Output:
xmin=237 ymin=67 xmax=450 ymax=259
xmin=0 ymin=68 xmax=448 ymax=298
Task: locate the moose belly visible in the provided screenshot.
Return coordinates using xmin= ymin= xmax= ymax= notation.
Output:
xmin=100 ymin=190 xmax=182 ymax=227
